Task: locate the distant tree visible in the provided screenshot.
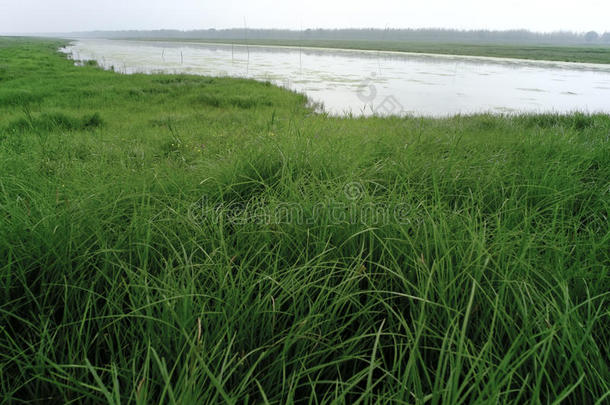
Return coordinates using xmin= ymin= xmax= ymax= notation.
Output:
xmin=72 ymin=28 xmax=596 ymax=46
xmin=585 ymin=31 xmax=599 ymax=42
xmin=601 ymin=32 xmax=610 ymax=43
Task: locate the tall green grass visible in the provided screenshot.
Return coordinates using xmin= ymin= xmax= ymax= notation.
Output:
xmin=0 ymin=38 xmax=609 ymax=404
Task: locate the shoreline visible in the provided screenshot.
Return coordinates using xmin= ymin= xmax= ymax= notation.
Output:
xmin=66 ymin=36 xmax=610 ymax=67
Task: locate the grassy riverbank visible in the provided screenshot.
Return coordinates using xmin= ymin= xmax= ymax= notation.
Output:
xmin=127 ymin=37 xmax=610 ymax=64
xmin=1 ymin=37 xmax=609 ymax=403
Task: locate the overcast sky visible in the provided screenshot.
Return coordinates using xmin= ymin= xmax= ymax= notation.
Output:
xmin=1 ymin=0 xmax=608 ymax=34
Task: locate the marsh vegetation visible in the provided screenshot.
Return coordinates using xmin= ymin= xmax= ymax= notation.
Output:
xmin=0 ymin=38 xmax=609 ymax=403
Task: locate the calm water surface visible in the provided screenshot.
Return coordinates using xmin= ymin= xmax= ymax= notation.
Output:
xmin=62 ymin=39 xmax=610 ymax=117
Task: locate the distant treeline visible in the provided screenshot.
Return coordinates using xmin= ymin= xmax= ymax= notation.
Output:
xmin=68 ymin=28 xmax=610 ymax=45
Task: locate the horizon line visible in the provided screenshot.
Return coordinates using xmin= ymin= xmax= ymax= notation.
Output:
xmin=2 ymin=27 xmax=609 ymax=36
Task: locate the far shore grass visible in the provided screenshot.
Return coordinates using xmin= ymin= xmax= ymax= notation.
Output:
xmin=117 ymin=37 xmax=610 ymax=64
xmin=1 ymin=37 xmax=609 ymax=403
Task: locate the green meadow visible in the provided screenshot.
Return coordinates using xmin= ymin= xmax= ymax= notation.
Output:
xmin=0 ymin=37 xmax=609 ymax=403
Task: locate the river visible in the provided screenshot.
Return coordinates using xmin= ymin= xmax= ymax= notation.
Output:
xmin=62 ymin=39 xmax=610 ymax=117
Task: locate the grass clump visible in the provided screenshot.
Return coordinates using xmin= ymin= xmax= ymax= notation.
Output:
xmin=0 ymin=37 xmax=609 ymax=404
xmin=522 ymin=112 xmax=600 ymax=130
xmin=0 ymin=89 xmax=44 ymax=107
xmin=4 ymin=111 xmax=104 ymax=134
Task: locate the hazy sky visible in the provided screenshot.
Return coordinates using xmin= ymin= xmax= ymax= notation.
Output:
xmin=1 ymin=0 xmax=609 ymax=34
